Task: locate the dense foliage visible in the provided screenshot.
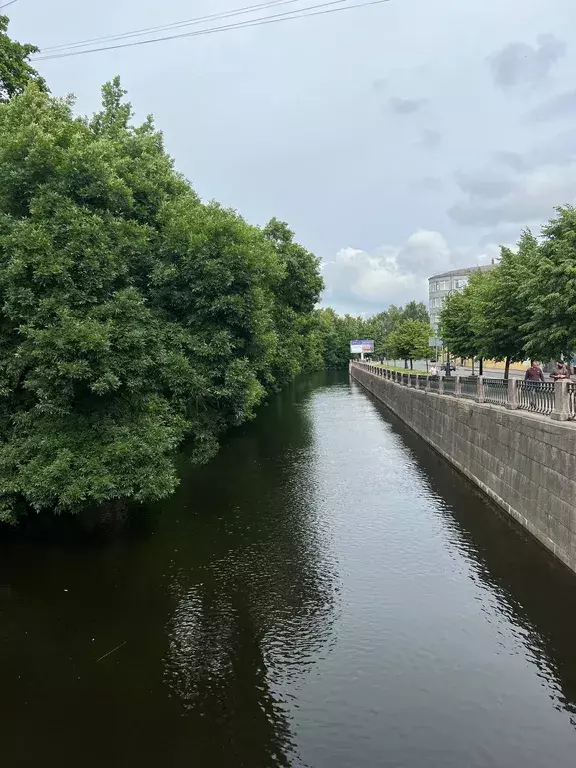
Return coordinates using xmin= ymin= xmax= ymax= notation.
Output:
xmin=0 ymin=14 xmax=46 ymax=102
xmin=387 ymin=320 xmax=433 ymax=368
xmin=438 ymin=209 xmax=576 ymax=377
xmin=0 ymin=70 xmax=333 ymax=521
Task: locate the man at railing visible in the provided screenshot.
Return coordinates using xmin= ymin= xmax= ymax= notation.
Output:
xmin=551 ymin=360 xmax=570 ymax=381
xmin=524 ymin=360 xmax=544 ymax=410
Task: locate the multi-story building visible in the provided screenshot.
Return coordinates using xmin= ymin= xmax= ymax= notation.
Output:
xmin=428 ymin=265 xmax=494 ymax=335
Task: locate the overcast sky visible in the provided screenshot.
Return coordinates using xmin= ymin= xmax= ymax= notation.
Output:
xmin=11 ymin=0 xmax=576 ymax=315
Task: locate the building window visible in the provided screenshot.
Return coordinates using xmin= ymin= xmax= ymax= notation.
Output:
xmin=454 ymin=278 xmax=468 ymax=289
xmin=439 ymin=280 xmax=449 ymax=291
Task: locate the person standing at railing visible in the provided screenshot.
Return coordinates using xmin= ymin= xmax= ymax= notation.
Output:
xmin=525 ymin=360 xmax=544 ymax=410
xmin=551 ymin=360 xmax=570 ymax=380
xmin=429 ymin=364 xmax=438 ymax=378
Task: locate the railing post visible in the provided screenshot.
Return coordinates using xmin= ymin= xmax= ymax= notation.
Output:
xmin=506 ymin=377 xmax=517 ymax=409
xmin=425 ymin=374 xmax=431 ymax=392
xmin=455 ymin=375 xmax=462 ymax=397
xmin=438 ymin=376 xmax=444 ymax=395
xmin=551 ymin=379 xmax=570 ymax=421
xmin=476 ymin=375 xmax=485 ymax=403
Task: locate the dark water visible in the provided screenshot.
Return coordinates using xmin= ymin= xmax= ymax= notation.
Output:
xmin=2 ymin=371 xmax=576 ymax=768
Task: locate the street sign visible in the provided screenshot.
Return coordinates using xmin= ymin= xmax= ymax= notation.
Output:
xmin=350 ymin=339 xmax=374 ymax=354
xmin=429 ymin=337 xmax=442 ymax=347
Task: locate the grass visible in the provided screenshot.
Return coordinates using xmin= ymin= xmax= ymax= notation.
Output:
xmin=371 ymin=363 xmax=428 ymax=375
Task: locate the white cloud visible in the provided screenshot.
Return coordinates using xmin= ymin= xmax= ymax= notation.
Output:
xmin=488 ymin=34 xmax=566 ymax=90
xmin=321 ymin=231 xmax=498 ymax=315
xmin=449 ymin=130 xmax=576 ymax=228
xmin=450 ymin=165 xmax=576 ymax=227
xmin=388 ymin=96 xmax=427 ymax=114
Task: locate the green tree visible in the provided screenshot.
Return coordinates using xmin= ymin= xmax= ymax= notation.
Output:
xmin=473 ymin=233 xmax=538 ymax=377
xmin=521 ymin=207 xmax=576 ymax=361
xmin=0 ymin=79 xmax=324 ymax=522
xmin=0 ymin=15 xmax=46 ymax=103
xmin=388 ymin=320 xmax=432 ymax=369
xmin=402 ymin=300 xmax=430 ymax=324
xmin=439 ymin=276 xmax=484 ymax=370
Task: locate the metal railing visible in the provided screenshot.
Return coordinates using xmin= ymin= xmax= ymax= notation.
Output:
xmin=460 ymin=376 xmax=477 ymax=399
xmin=517 ymin=380 xmax=555 ymax=415
xmin=483 ymin=378 xmax=508 ymax=406
xmin=443 ymin=376 xmax=456 ymax=395
xmin=353 ymin=363 xmax=576 ymax=424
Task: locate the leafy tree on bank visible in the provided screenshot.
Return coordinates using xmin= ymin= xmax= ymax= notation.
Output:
xmin=387 ymin=320 xmax=432 ymax=369
xmin=0 ymin=15 xmax=46 ymax=102
xmin=521 ymin=207 xmax=576 ymax=361
xmin=402 ymin=300 xmax=430 ymax=325
xmin=473 ymin=232 xmax=539 ymax=378
xmin=438 ymin=287 xmax=481 ymax=365
xmin=0 ymin=78 xmax=323 ymax=522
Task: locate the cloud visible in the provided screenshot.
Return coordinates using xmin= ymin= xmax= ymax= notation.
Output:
xmin=417 ymin=129 xmax=442 ymax=150
xmin=388 ymin=96 xmax=426 ymax=114
xmin=525 ymin=88 xmax=576 ymax=123
xmin=488 ymin=34 xmax=566 ymax=89
xmin=417 ymin=176 xmax=445 ymax=192
xmin=321 ymin=231 xmax=493 ymax=315
xmin=372 ymin=77 xmax=388 ymax=92
xmin=449 ymin=130 xmax=576 ymax=228
xmin=449 ymin=166 xmax=576 ymax=227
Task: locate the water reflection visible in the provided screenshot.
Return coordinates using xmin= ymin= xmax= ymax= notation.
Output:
xmin=355 ymin=381 xmax=576 ymax=728
xmin=2 ymin=372 xmax=576 ymax=767
xmin=163 ymin=373 xmax=340 ymax=767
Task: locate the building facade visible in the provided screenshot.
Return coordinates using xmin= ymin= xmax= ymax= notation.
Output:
xmin=429 ymin=265 xmax=494 ymax=335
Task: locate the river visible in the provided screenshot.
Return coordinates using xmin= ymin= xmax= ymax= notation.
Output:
xmin=2 ymin=370 xmax=576 ymax=767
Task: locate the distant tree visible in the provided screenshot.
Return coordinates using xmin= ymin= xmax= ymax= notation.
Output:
xmin=473 ymin=233 xmax=538 ymax=377
xmin=402 ymin=300 xmax=430 ymax=325
xmin=521 ymin=207 xmax=576 ymax=361
xmin=0 ymin=15 xmax=46 ymax=103
xmin=388 ymin=320 xmax=432 ymax=369
xmin=439 ymin=286 xmax=481 ymax=369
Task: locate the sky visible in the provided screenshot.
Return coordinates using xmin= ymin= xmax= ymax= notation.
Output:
xmin=9 ymin=0 xmax=576 ymax=315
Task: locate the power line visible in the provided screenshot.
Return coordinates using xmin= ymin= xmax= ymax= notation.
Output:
xmin=41 ymin=0 xmax=304 ymax=53
xmin=0 ymin=0 xmax=19 ymax=9
xmin=34 ymin=0 xmax=391 ymax=61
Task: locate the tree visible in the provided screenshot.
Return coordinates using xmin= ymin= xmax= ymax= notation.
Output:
xmin=402 ymin=300 xmax=430 ymax=325
xmin=0 ymin=79 xmax=325 ymax=523
xmin=388 ymin=320 xmax=432 ymax=369
xmin=521 ymin=207 xmax=576 ymax=361
xmin=0 ymin=15 xmax=46 ymax=103
xmin=471 ymin=233 xmax=538 ymax=378
xmin=438 ymin=272 xmax=495 ymax=373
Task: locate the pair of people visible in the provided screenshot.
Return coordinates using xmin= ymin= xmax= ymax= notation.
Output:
xmin=525 ymin=360 xmax=571 ymax=382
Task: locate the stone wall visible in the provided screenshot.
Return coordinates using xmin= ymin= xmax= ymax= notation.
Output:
xmin=350 ymin=363 xmax=576 ymax=572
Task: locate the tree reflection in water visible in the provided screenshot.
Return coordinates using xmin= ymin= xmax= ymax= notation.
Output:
xmin=163 ymin=374 xmax=340 ymax=767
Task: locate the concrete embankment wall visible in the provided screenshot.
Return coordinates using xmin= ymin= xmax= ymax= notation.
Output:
xmin=350 ymin=364 xmax=576 ymax=573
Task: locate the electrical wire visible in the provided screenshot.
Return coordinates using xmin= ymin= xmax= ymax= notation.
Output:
xmin=33 ymin=0 xmax=391 ymax=61
xmin=0 ymin=0 xmax=19 ymax=10
xmin=41 ymin=0 xmax=305 ymax=53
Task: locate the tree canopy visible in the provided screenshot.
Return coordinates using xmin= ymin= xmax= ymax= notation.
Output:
xmin=0 ymin=76 xmax=329 ymax=522
xmin=438 ymin=207 xmax=576 ymax=376
xmin=0 ymin=15 xmax=46 ymax=103
xmin=388 ymin=320 xmax=433 ymax=367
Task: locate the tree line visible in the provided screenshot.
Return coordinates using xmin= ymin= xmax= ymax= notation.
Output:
xmin=438 ymin=211 xmax=576 ymax=379
xmin=0 ymin=17 xmax=367 ymax=522
xmin=339 ymin=301 xmax=433 ymax=369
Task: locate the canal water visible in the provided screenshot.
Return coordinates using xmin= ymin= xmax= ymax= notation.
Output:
xmin=2 ymin=371 xmax=576 ymax=767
